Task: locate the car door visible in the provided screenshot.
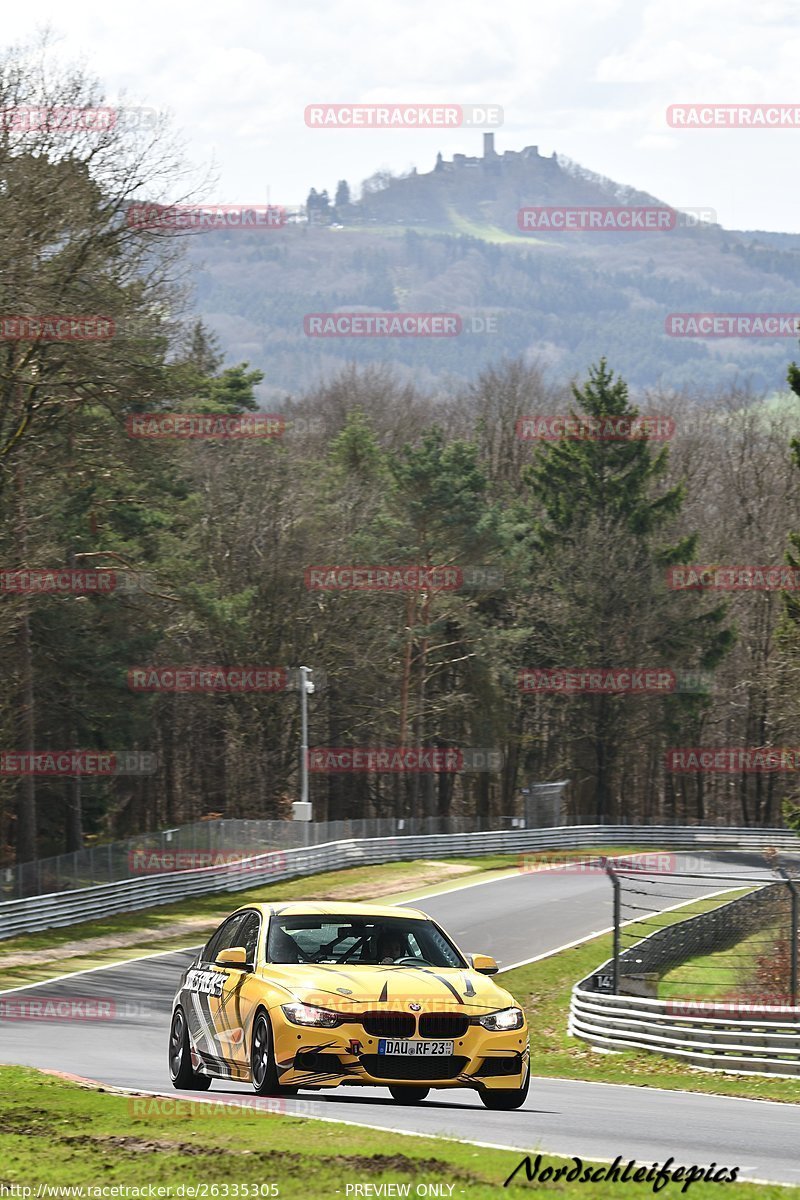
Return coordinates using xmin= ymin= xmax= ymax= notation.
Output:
xmin=215 ymin=910 xmax=264 ymax=1075
xmin=183 ymin=911 xmax=246 ymax=1074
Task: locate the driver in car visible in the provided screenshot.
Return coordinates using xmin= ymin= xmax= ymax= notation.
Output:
xmin=376 ymin=930 xmax=409 ymax=963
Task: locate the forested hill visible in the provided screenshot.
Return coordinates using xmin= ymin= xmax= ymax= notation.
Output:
xmin=186 ymin=139 xmax=800 ymax=398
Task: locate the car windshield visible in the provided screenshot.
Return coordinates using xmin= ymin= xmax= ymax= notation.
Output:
xmin=266 ymin=914 xmax=467 ymax=968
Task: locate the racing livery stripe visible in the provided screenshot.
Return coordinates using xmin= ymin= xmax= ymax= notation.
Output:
xmin=410 ymin=967 xmax=465 ymax=1005
xmin=189 ymin=991 xmax=230 ymax=1077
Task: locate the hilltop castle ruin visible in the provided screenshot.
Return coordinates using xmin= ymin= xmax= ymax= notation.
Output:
xmin=433 ymin=132 xmax=557 ymax=173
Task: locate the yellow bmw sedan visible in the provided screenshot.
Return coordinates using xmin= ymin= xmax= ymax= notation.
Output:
xmin=169 ymin=901 xmax=530 ymax=1109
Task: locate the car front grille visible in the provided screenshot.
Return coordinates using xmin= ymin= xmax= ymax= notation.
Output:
xmin=418 ymin=1013 xmax=469 ymax=1038
xmin=360 ymin=1011 xmax=416 ymax=1038
xmin=360 ymin=1054 xmax=467 ymax=1081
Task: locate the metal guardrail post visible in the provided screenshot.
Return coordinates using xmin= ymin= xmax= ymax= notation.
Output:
xmin=778 ymin=866 xmax=799 ymax=1005
xmin=606 ymin=863 xmax=621 ymax=995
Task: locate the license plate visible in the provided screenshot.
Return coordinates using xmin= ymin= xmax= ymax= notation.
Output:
xmin=378 ymin=1039 xmax=454 ymax=1056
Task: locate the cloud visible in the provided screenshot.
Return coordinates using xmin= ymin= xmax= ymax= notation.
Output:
xmin=1 ymin=0 xmax=798 ymax=228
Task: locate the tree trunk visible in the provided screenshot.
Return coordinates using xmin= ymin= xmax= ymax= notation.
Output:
xmin=65 ymin=724 xmax=83 ymax=852
xmin=65 ymin=546 xmax=83 ymax=853
xmin=594 ymin=696 xmax=611 ymax=824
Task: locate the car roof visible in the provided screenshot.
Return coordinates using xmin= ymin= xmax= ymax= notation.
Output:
xmin=231 ymin=901 xmax=429 ymax=921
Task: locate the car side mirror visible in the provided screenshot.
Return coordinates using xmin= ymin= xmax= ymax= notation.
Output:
xmin=470 ymin=953 xmax=498 ymax=975
xmin=216 ymin=946 xmax=251 ymax=969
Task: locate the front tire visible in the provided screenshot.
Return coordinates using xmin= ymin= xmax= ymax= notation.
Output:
xmin=479 ymin=1063 xmax=529 ymax=1111
xmin=169 ymin=1007 xmax=212 ymax=1090
xmin=388 ymin=1086 xmax=429 ymax=1103
xmin=251 ymin=1011 xmax=287 ymax=1096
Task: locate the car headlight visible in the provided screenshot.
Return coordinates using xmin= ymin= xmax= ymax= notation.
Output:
xmin=281 ymin=1002 xmax=342 ymax=1027
xmin=477 ymin=1007 xmax=524 ymax=1031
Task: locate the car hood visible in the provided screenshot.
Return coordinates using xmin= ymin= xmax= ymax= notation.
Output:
xmin=259 ymin=963 xmax=516 ymax=1013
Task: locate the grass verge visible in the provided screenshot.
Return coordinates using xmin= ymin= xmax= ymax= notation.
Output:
xmin=0 ymin=1067 xmax=788 ymax=1197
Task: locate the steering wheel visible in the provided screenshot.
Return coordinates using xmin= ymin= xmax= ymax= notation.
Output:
xmin=393 ymin=955 xmax=435 ymax=967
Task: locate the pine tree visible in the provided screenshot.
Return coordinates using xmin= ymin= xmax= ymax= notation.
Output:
xmin=523 ymin=360 xmax=733 ymax=821
xmin=334 ymin=180 xmax=350 ymax=208
xmin=183 ymin=321 xmax=224 ymax=376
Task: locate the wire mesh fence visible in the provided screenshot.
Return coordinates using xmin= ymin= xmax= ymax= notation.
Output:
xmin=3 ymin=808 xmax=761 ymax=901
xmin=1 ymin=816 xmax=486 ymax=900
xmin=596 ymin=851 xmax=800 ymax=1006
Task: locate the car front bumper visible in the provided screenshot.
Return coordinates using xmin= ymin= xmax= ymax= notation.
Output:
xmin=270 ymin=1008 xmax=530 ymax=1090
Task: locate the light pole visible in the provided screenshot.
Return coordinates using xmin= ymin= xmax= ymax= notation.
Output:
xmin=293 ymin=666 xmax=315 ymax=821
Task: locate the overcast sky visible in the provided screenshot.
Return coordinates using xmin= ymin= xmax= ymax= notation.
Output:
xmin=5 ymin=0 xmax=799 ymax=231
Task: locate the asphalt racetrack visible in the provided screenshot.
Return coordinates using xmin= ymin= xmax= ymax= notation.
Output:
xmin=1 ymin=854 xmax=798 ymax=1185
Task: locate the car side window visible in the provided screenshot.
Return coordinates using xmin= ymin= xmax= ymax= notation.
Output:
xmin=202 ymin=912 xmax=245 ymax=963
xmin=238 ymin=912 xmax=261 ymax=964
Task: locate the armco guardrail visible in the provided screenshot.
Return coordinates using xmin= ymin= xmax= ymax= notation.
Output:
xmin=569 ymin=988 xmax=800 ymax=1076
xmin=570 ymin=879 xmax=800 ymax=1076
xmin=0 ymin=824 xmax=797 ymax=939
